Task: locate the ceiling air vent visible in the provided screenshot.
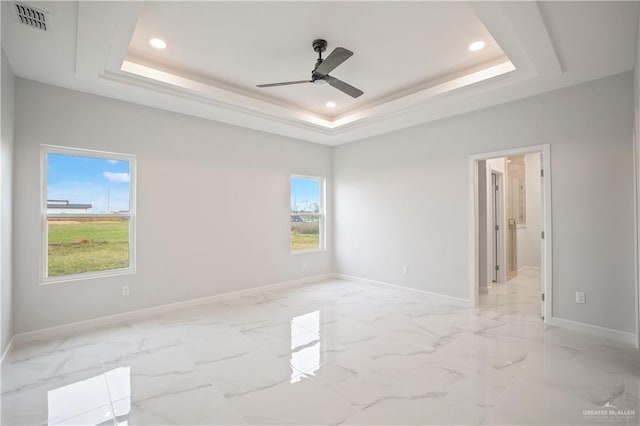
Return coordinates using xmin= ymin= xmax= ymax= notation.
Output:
xmin=15 ymin=2 xmax=47 ymax=31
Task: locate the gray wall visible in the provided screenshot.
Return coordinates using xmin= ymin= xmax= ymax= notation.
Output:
xmin=334 ymin=72 xmax=635 ymax=333
xmin=1 ymin=49 xmax=15 ymax=353
xmin=9 ymin=71 xmax=638 ymax=336
xmin=13 ymin=79 xmax=333 ymax=334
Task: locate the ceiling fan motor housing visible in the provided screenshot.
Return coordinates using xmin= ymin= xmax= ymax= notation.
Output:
xmin=312 ymin=39 xmax=327 ymax=54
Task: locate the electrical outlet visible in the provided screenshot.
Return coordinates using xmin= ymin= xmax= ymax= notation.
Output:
xmin=122 ymin=286 xmax=130 ymax=297
xmin=402 ymin=265 xmax=408 ymax=275
xmin=575 ymin=291 xmax=585 ymax=304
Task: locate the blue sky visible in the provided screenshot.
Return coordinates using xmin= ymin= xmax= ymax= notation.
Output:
xmin=47 ymin=153 xmax=131 ymax=213
xmin=291 ymin=177 xmax=320 ymax=212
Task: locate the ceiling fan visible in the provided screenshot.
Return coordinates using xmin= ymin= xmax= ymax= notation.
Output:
xmin=257 ymin=39 xmax=363 ymax=99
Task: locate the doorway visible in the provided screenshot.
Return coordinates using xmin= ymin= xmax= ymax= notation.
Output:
xmin=470 ymin=145 xmax=552 ymax=323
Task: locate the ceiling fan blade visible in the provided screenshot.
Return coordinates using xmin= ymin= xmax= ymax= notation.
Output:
xmin=315 ymin=47 xmax=353 ymax=75
xmin=327 ymin=76 xmax=363 ymax=98
xmin=257 ymin=80 xmax=312 ymax=88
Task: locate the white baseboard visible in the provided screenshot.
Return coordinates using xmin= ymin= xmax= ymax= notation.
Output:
xmin=518 ymin=266 xmax=541 ymax=272
xmin=549 ymin=317 xmax=636 ymax=346
xmin=333 ymin=273 xmax=472 ymax=307
xmin=7 ymin=273 xmax=637 ymax=358
xmin=12 ymin=273 xmax=334 ymax=346
xmin=0 ymin=337 xmax=14 ymax=366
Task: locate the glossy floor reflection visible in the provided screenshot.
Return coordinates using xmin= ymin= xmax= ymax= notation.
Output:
xmin=2 ymin=272 xmax=639 ymax=425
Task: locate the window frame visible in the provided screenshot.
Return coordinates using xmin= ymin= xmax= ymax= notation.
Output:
xmin=40 ymin=145 xmax=137 ymax=284
xmin=290 ymin=174 xmax=326 ymax=254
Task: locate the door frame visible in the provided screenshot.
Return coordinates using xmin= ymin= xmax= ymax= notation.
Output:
xmin=469 ymin=144 xmax=552 ymax=324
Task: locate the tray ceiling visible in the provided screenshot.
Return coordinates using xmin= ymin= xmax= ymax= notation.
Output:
xmin=126 ymin=1 xmax=507 ymax=118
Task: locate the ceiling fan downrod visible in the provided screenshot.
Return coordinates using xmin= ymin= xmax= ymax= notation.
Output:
xmin=313 ymin=39 xmax=327 ymax=71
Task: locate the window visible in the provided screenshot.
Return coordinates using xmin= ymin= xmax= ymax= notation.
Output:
xmin=42 ymin=146 xmax=136 ymax=282
xmin=290 ymin=175 xmax=325 ymax=252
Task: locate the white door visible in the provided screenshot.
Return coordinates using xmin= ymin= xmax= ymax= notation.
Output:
xmin=490 ymin=172 xmax=503 ymax=283
xmin=539 ymin=153 xmax=545 ymax=319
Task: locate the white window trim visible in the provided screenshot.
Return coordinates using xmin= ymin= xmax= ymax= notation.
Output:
xmin=290 ymin=174 xmax=326 ymax=254
xmin=40 ymin=145 xmax=137 ymax=284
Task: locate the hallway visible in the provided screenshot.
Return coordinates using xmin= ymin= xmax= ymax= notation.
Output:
xmin=479 ymin=268 xmax=543 ymax=324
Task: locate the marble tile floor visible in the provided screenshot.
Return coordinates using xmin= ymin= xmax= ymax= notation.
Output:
xmin=1 ymin=272 xmax=639 ymax=425
xmin=480 ymin=267 xmax=545 ymax=325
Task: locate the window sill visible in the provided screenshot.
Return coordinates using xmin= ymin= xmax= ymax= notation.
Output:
xmin=40 ymin=268 xmax=136 ymax=285
xmin=291 ymin=248 xmax=326 ymax=255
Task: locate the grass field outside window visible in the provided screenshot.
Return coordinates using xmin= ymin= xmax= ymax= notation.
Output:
xmin=47 ymin=217 xmax=130 ymax=276
xmin=290 ymin=217 xmax=320 ymax=250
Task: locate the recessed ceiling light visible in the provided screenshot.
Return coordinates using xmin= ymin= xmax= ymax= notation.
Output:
xmin=326 ymin=101 xmax=336 ymax=109
xmin=468 ymin=40 xmax=485 ymax=52
xmin=149 ymin=38 xmax=167 ymax=50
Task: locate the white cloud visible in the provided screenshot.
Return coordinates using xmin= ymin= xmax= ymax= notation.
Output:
xmin=108 ymin=160 xmax=119 ymax=164
xmin=102 ymin=172 xmax=130 ymax=184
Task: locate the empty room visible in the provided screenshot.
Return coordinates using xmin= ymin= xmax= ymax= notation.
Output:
xmin=1 ymin=1 xmax=640 ymax=425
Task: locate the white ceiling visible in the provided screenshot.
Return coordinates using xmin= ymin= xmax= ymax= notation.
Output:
xmin=127 ymin=1 xmax=505 ymax=117
xmin=1 ymin=1 xmax=639 ymax=145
